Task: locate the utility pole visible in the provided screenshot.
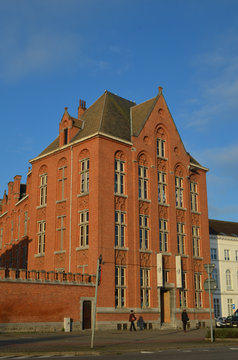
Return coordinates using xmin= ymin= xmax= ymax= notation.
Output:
xmin=204 ymin=263 xmax=216 ymax=343
xmin=90 ymin=254 xmax=102 ymax=349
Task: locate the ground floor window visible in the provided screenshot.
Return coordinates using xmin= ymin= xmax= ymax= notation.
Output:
xmin=140 ymin=268 xmax=150 ymax=308
xmin=115 ymin=266 xmax=126 ymax=308
xmin=213 ymin=298 xmax=220 ymax=317
xmin=227 ymin=298 xmax=233 ymax=316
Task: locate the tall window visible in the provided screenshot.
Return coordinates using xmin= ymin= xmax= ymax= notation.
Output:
xmin=56 ymin=215 xmax=66 ymax=251
xmin=79 ymin=210 xmax=89 ymax=247
xmin=227 ymin=298 xmax=233 ymax=316
xmin=236 ymin=250 xmax=238 ymax=261
xmin=40 ymin=174 xmax=47 ymax=206
xmin=159 ymin=219 xmax=168 ymax=252
xmin=211 ymin=248 xmax=217 ymax=260
xmin=24 ymin=211 xmax=28 ymax=236
xmin=177 ymin=222 xmax=185 ymax=255
xmin=212 ymin=268 xmax=219 ymax=288
xmin=175 ymin=176 xmax=183 ymax=208
xmin=138 ymin=166 xmax=148 ymax=199
xmin=64 ymin=128 xmax=68 ymax=145
xmin=38 ymin=221 xmax=46 ymax=255
xmin=115 ymin=266 xmax=126 ymax=308
xmin=80 ymin=159 xmax=89 ymax=194
xmin=158 ymin=171 xmax=166 ymax=204
xmin=190 ymin=181 xmax=198 ymax=212
xmin=192 ymin=226 xmax=200 ymax=257
xmin=226 ymin=269 xmax=232 ymax=290
xmin=179 ymin=272 xmax=187 ymax=308
xmin=157 ymin=138 xmax=165 ymax=158
xmin=140 ymin=268 xmax=150 ymax=308
xmin=194 ymin=273 xmax=202 ymax=308
xmin=115 ymin=211 xmax=126 ymax=247
xmin=115 ymin=159 xmax=125 ymax=194
xmin=0 ymin=228 xmax=2 ymax=250
xmin=139 ymin=215 xmax=149 ymax=250
xmin=213 ymin=298 xmax=220 ymax=317
xmin=224 ymin=249 xmax=230 ymax=261
xmin=58 ymin=166 xmax=67 ymax=200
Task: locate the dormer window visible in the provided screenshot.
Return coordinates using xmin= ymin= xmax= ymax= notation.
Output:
xmin=64 ymin=128 xmax=68 ymax=145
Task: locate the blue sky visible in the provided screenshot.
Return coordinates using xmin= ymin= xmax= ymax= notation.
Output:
xmin=1 ymin=0 xmax=238 ymax=222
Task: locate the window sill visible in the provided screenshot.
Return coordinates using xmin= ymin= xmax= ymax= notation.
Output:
xmin=77 ymin=193 xmax=89 ymax=198
xmin=114 ymin=193 xmax=128 ymax=198
xmin=138 ymin=199 xmax=151 ymax=203
xmin=158 ymin=203 xmax=170 ymax=207
xmin=54 ymin=250 xmax=66 ymax=255
xmin=76 ymin=246 xmax=89 ymax=251
xmin=34 ymin=253 xmax=45 ymax=258
xmin=36 ymin=205 xmax=47 ymax=209
xmin=193 ymin=256 xmax=203 ymax=260
xmin=114 ymin=247 xmax=129 ymax=251
xmin=56 ymin=199 xmax=67 ymax=204
xmin=139 ymin=249 xmax=152 ymax=254
xmin=181 ymin=254 xmax=189 ymax=258
xmin=157 ymin=156 xmax=168 ymax=161
xmin=191 ymin=210 xmax=201 ymax=215
xmin=176 ymin=207 xmax=187 ymax=211
xmin=160 ymin=252 xmax=172 ymax=256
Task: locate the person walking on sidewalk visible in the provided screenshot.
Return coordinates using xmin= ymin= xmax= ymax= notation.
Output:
xmin=181 ymin=309 xmax=189 ymax=332
xmin=129 ymin=310 xmax=136 ymax=331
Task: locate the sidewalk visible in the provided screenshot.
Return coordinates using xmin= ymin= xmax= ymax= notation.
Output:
xmin=0 ymin=328 xmax=230 ymax=356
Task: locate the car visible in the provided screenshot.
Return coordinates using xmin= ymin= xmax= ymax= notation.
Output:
xmin=215 ymin=317 xmax=226 ymax=328
xmin=223 ymin=315 xmax=238 ymax=328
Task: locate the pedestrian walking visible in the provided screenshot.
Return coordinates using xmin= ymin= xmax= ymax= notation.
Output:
xmin=137 ymin=316 xmax=145 ymax=330
xmin=181 ymin=309 xmax=189 ymax=332
xmin=129 ymin=310 xmax=136 ymax=331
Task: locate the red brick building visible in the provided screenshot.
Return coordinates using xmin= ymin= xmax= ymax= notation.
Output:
xmin=0 ymin=87 xmax=211 ymax=329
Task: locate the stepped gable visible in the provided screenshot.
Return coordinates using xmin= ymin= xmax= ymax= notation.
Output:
xmin=209 ymin=219 xmax=238 ymax=236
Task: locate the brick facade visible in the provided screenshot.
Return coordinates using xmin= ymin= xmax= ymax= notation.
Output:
xmin=0 ymin=87 xmax=211 ymax=330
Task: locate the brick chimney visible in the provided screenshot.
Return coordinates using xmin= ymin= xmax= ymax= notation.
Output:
xmin=78 ymin=99 xmax=86 ymax=118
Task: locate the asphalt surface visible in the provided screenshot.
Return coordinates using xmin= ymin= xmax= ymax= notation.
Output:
xmin=0 ymin=328 xmax=236 ymax=356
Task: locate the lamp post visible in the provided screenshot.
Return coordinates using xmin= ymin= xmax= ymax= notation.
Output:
xmin=90 ymin=254 xmax=102 ymax=349
xmin=204 ymin=263 xmax=216 ymax=343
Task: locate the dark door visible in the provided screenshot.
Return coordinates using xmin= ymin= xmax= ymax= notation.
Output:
xmin=83 ymin=300 xmax=91 ymax=329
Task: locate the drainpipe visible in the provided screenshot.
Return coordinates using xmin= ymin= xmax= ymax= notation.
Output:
xmin=69 ymin=146 xmax=73 ymax=272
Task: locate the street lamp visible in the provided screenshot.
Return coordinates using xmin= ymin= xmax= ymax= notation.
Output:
xmin=204 ymin=263 xmax=216 ymax=343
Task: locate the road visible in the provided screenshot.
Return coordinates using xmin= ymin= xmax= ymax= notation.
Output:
xmin=1 ymin=347 xmax=238 ymax=360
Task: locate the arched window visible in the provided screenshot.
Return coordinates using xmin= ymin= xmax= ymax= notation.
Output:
xmin=79 ymin=150 xmax=90 ymax=195
xmin=156 ymin=127 xmax=166 ymax=158
xmin=57 ymin=158 xmax=67 ymax=201
xmin=226 ymin=269 xmax=232 ymax=290
xmin=138 ymin=154 xmax=149 ymax=200
xmin=114 ymin=151 xmax=126 ymax=195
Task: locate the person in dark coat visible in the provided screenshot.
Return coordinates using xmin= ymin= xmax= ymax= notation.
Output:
xmin=181 ymin=309 xmax=189 ymax=332
xmin=137 ymin=316 xmax=145 ymax=330
xmin=129 ymin=310 xmax=136 ymax=331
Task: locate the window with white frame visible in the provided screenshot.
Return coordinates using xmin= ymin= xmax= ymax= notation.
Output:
xmin=190 ymin=181 xmax=198 ymax=212
xmin=115 ymin=159 xmax=125 ymax=195
xmin=156 ymin=138 xmax=165 ymax=158
xmin=192 ymin=225 xmax=200 ymax=257
xmin=158 ymin=171 xmax=166 ymax=204
xmin=58 ymin=165 xmax=67 ymax=200
xmin=175 ymin=176 xmax=183 ymax=208
xmin=211 ymin=248 xmax=217 ymax=260
xmin=227 ymin=298 xmax=233 ymax=316
xmin=159 ymin=219 xmax=168 ymax=252
xmin=177 ymin=222 xmax=185 ymax=255
xmin=212 ymin=268 xmax=219 ymax=288
xmin=179 ymin=272 xmax=187 ymax=308
xmin=80 ymin=159 xmax=89 ymax=194
xmin=138 ymin=165 xmax=148 ymax=200
xmin=40 ymin=174 xmax=47 ymax=206
xmin=115 ymin=266 xmax=126 ymax=308
xmin=56 ymin=215 xmax=66 ymax=251
xmin=224 ymin=249 xmax=230 ymax=261
xmin=236 ymin=250 xmax=238 ymax=261
xmin=115 ymin=211 xmax=126 ymax=248
xmin=194 ymin=273 xmax=202 ymax=308
xmin=79 ymin=210 xmax=89 ymax=247
xmin=38 ymin=221 xmax=46 ymax=255
xmin=226 ymin=269 xmax=232 ymax=290
xmin=139 ymin=215 xmax=149 ymax=250
xmin=140 ymin=268 xmax=150 ymax=308
xmin=213 ymin=298 xmax=220 ymax=317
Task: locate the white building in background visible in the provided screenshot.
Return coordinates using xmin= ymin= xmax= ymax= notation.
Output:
xmin=209 ymin=219 xmax=238 ymax=318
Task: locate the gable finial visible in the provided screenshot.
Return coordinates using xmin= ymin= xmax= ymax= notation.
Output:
xmin=158 ymin=86 xmax=163 ymax=95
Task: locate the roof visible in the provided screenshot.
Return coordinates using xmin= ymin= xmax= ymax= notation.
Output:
xmin=209 ymin=219 xmax=238 ymax=237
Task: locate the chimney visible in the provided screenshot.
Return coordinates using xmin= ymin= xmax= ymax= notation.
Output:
xmin=78 ymin=99 xmax=86 ymax=118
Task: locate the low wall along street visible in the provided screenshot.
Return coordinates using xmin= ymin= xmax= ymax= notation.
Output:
xmin=0 ymin=268 xmax=95 ymax=332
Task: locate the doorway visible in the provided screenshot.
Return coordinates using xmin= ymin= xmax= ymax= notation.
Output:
xmin=82 ymin=300 xmax=91 ymax=329
xmin=161 ymin=290 xmax=170 ymax=324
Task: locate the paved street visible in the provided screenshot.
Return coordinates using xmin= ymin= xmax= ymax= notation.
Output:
xmin=0 ymin=328 xmax=237 ymax=356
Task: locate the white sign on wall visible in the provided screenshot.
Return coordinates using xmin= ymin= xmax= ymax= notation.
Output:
xmin=157 ymin=253 xmax=163 ymax=287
